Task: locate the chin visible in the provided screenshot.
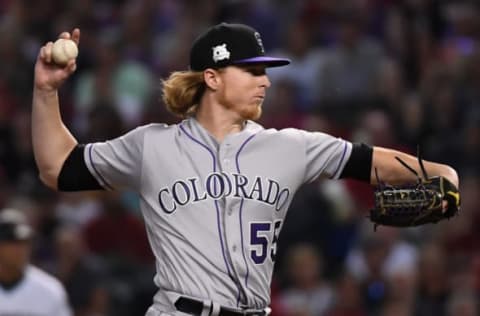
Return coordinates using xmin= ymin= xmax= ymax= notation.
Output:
xmin=239 ymin=105 xmax=262 ymax=121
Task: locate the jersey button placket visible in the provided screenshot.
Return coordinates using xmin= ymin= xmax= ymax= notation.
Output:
xmin=219 ymin=142 xmax=241 ymax=279
xmin=225 ymin=138 xmax=252 ymax=305
xmin=224 ymin=167 xmax=243 ymax=279
xmin=223 ymin=139 xmax=247 ymax=291
xmin=219 ymin=143 xmax=232 ymax=172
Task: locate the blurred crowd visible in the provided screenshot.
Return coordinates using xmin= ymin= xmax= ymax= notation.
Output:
xmin=0 ymin=0 xmax=479 ymax=315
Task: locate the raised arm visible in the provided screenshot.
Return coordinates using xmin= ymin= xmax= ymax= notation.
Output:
xmin=32 ymin=29 xmax=80 ymax=190
xmin=371 ymin=146 xmax=459 ymax=188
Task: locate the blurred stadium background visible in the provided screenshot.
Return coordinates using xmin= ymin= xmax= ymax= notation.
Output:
xmin=0 ymin=0 xmax=479 ymax=315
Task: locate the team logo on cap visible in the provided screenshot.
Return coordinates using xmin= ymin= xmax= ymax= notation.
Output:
xmin=254 ymin=32 xmax=265 ymax=53
xmin=212 ymin=44 xmax=230 ymax=63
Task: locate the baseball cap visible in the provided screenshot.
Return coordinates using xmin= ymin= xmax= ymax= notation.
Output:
xmin=189 ymin=23 xmax=291 ymax=71
xmin=0 ymin=208 xmax=33 ymax=242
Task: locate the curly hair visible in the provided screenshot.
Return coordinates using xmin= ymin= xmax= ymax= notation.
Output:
xmin=161 ymin=71 xmax=206 ymax=118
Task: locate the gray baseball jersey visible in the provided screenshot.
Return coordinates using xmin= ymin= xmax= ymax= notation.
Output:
xmin=84 ymin=117 xmax=352 ymax=313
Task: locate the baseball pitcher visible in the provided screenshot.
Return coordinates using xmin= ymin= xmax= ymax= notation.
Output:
xmin=31 ymin=23 xmax=460 ymax=316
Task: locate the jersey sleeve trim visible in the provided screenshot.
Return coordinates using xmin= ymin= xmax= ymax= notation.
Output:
xmin=84 ymin=143 xmax=114 ymax=190
xmin=330 ymin=141 xmax=348 ymax=179
xmin=328 ymin=140 xmax=352 ymax=180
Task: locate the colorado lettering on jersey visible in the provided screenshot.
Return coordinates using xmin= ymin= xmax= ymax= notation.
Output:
xmin=157 ymin=172 xmax=290 ymax=214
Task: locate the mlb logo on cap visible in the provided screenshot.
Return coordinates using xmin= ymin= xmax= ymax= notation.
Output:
xmin=189 ymin=23 xmax=290 ymax=71
xmin=212 ymin=44 xmax=230 ymax=63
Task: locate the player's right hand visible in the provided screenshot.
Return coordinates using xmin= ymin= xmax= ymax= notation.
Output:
xmin=34 ymin=28 xmax=80 ymax=92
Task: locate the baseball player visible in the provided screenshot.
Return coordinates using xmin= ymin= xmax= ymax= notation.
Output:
xmin=0 ymin=208 xmax=72 ymax=315
xmin=31 ymin=23 xmax=459 ymax=316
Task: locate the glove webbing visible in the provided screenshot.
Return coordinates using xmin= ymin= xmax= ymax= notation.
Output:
xmin=371 ymin=147 xmax=443 ymax=231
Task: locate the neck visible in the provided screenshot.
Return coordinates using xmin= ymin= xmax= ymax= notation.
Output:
xmin=0 ymin=268 xmax=24 ymax=290
xmin=195 ymin=97 xmax=246 ymax=142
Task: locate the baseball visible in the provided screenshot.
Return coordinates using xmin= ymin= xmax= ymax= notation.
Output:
xmin=51 ymin=38 xmax=78 ymax=66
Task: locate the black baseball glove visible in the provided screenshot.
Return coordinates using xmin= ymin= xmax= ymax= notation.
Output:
xmin=369 ymin=150 xmax=460 ymax=230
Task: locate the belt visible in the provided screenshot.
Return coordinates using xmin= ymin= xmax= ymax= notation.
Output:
xmin=174 ymin=297 xmax=268 ymax=316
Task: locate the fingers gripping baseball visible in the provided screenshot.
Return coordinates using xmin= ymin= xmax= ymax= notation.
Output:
xmin=34 ymin=28 xmax=80 ymax=91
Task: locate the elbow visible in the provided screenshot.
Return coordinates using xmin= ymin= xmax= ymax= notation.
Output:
xmin=35 ymin=154 xmax=68 ymax=191
xmin=38 ymin=170 xmax=59 ymax=191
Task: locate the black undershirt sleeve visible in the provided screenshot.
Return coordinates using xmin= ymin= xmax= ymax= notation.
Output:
xmin=58 ymin=145 xmax=104 ymax=191
xmin=339 ymin=142 xmax=373 ymax=183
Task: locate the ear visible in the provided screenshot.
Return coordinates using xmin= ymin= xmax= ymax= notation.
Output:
xmin=203 ymin=68 xmax=222 ymax=90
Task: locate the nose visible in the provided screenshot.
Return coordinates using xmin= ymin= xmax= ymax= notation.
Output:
xmin=260 ymin=74 xmax=271 ymax=88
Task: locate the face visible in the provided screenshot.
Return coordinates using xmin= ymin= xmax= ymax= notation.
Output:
xmin=0 ymin=240 xmax=31 ymax=280
xmin=214 ymin=64 xmax=271 ymax=120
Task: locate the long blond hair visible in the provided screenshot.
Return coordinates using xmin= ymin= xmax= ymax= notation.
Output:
xmin=161 ymin=70 xmax=206 ymax=118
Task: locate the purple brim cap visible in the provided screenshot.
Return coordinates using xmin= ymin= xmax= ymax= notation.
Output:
xmin=233 ymin=56 xmax=291 ymax=68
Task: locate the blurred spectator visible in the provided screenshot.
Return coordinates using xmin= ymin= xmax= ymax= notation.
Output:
xmin=151 ymin=12 xmax=197 ymax=75
xmin=419 ymin=66 xmax=465 ymax=164
xmin=383 ymin=269 xmax=417 ymax=315
xmin=352 ymin=109 xmax=407 ymax=151
xmin=393 ymin=92 xmax=428 ymax=152
xmin=73 ymin=34 xmax=154 ymax=132
xmin=54 ymin=226 xmax=109 ymax=316
xmin=270 ymin=278 xmax=289 ymax=316
xmin=458 ymin=116 xmax=480 ymax=173
xmin=380 ymin=301 xmax=411 ymax=316
xmin=0 ymin=175 xmax=11 ymax=210
xmin=346 ymin=234 xmax=388 ymax=314
xmin=458 ymin=47 xmax=480 ymax=95
xmin=327 ymin=272 xmax=366 ymax=316
xmin=11 ymin=108 xmax=38 ymax=188
xmin=376 ymin=59 xmax=406 ymax=113
xmin=446 ymin=290 xmax=478 ymax=316
xmin=438 ymin=173 xmax=479 ymax=256
xmin=16 ymin=187 xmax=63 ymax=270
xmin=121 ymin=1 xmax=155 ymax=64
xmin=84 ymin=101 xmax=125 ymax=142
xmin=0 ymin=115 xmax=20 ymax=184
xmin=0 ymin=22 xmax=32 ymax=107
xmin=345 ymin=227 xmax=418 ymax=315
xmin=316 ymin=7 xmax=385 ymax=119
xmin=0 ymin=208 xmax=72 ymax=315
xmin=279 ymin=243 xmax=334 ymax=316
xmin=346 ymin=227 xmax=418 ymax=281
xmin=447 ymin=292 xmax=479 ymax=316
xmin=55 ymin=192 xmax=102 ymax=229
xmin=260 ymin=79 xmax=305 ymax=130
xmin=268 ymin=18 xmax=327 ymax=110
xmin=219 ymin=0 xmax=280 ymax=50
xmin=441 ymin=2 xmax=478 ymax=64
xmin=81 ymin=193 xmax=155 ymax=315
xmin=414 ymin=242 xmax=450 ymax=316
xmin=82 ymin=192 xmax=153 ymax=265
xmin=276 ymin=180 xmax=343 ymax=275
